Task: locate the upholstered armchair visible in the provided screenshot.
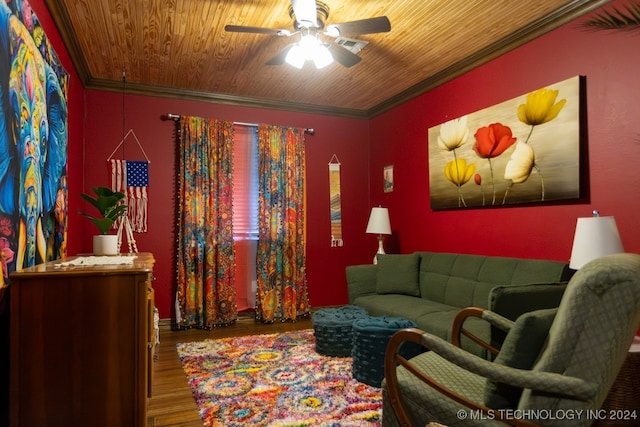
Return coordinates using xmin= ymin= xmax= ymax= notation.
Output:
xmin=383 ymin=253 xmax=640 ymax=427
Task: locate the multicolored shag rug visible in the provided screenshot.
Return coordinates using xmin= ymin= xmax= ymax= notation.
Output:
xmin=176 ymin=329 xmax=382 ymax=427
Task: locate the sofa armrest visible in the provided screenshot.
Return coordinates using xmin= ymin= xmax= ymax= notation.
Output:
xmin=346 ymin=264 xmax=377 ymax=304
xmin=489 ymin=283 xmax=568 ymax=321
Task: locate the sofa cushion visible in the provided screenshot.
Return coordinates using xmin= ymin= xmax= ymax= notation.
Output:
xmin=353 ymin=294 xmax=455 ymax=322
xmin=489 ymin=283 xmax=567 ymax=322
xmin=376 ymin=254 xmax=420 ymax=296
xmin=484 ymin=308 xmax=557 ymax=409
xmin=416 ymin=252 xmax=573 ymax=309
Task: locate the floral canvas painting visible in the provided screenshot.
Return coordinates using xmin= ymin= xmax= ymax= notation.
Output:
xmin=428 ymin=75 xmax=581 ymax=210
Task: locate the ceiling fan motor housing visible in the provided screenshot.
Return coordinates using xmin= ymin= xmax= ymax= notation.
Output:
xmin=289 ymin=1 xmax=330 ymax=29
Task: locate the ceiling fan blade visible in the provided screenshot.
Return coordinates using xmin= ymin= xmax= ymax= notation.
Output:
xmin=291 ymin=0 xmax=318 ymax=28
xmin=225 ymin=25 xmax=288 ymax=36
xmin=266 ymin=45 xmax=295 ymax=65
xmin=327 ymin=43 xmax=362 ymax=67
xmin=326 ymin=16 xmax=391 ymax=36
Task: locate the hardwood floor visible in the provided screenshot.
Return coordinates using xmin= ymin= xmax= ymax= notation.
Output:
xmin=146 ymin=313 xmax=314 ymax=427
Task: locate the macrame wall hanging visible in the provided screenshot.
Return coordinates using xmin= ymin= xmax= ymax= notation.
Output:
xmin=329 ymin=154 xmax=343 ymax=247
xmin=106 ymin=129 xmax=150 ymax=237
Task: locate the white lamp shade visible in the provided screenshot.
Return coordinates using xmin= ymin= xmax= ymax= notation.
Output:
xmin=366 ymin=207 xmax=391 ymax=235
xmin=569 ymin=216 xmax=624 ymax=269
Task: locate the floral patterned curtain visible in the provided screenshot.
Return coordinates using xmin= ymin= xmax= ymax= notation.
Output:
xmin=176 ymin=116 xmax=237 ymax=328
xmin=256 ymin=125 xmax=310 ymax=322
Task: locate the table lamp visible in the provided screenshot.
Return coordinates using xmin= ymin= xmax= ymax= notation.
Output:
xmin=366 ymin=206 xmax=391 ymax=264
xmin=569 ymin=210 xmax=624 ymax=270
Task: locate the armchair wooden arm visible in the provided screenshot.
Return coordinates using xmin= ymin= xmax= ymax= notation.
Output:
xmin=451 ymin=307 xmax=517 ymax=356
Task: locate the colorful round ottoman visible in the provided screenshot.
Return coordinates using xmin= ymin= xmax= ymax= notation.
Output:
xmin=352 ymin=316 xmax=423 ymax=387
xmin=312 ymin=305 xmax=369 ymax=357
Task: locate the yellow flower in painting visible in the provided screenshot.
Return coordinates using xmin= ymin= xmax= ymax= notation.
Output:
xmin=437 ymin=116 xmax=469 ymax=151
xmin=517 ymin=88 xmax=566 ymax=126
xmin=444 ymin=159 xmax=476 ymax=186
xmin=504 ymin=142 xmax=535 ymax=183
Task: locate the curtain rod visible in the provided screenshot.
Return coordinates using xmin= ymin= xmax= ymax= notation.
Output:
xmin=165 ymin=113 xmax=315 ymax=135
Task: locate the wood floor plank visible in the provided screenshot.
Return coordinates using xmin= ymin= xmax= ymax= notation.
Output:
xmin=146 ymin=313 xmax=314 ymax=427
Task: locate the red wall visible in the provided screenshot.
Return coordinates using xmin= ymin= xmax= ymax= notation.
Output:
xmin=370 ymin=0 xmax=640 ymax=262
xmin=82 ymin=94 xmax=371 ymax=318
xmin=34 ymin=0 xmax=640 ymax=320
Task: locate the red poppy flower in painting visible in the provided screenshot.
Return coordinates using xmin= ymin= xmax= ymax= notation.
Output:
xmin=473 ymin=123 xmax=517 ymax=159
xmin=474 ymin=173 xmax=486 ymax=206
xmin=472 ymin=123 xmax=517 ymax=205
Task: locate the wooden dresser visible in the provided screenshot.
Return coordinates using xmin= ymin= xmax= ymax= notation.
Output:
xmin=9 ymin=253 xmax=155 ymax=427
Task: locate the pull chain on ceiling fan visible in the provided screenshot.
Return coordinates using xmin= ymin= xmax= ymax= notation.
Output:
xmin=224 ymin=0 xmax=391 ymax=69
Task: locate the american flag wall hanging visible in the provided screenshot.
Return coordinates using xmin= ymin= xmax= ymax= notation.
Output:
xmin=107 ymin=129 xmax=150 ymax=233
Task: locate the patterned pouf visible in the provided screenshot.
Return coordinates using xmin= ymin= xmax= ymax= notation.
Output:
xmin=312 ymin=305 xmax=369 ymax=357
xmin=352 ymin=316 xmax=423 ymax=387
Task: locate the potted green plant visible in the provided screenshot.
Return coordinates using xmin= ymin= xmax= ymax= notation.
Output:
xmin=79 ymin=186 xmax=128 ymax=255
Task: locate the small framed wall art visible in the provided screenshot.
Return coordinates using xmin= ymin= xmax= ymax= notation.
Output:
xmin=384 ymin=165 xmax=394 ymax=193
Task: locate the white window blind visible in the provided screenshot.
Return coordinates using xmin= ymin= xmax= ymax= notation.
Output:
xmin=232 ymin=125 xmax=258 ymax=240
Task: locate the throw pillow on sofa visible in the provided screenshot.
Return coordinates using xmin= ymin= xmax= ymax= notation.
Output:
xmin=484 ymin=307 xmax=558 ymax=409
xmin=376 ymin=253 xmax=420 ymax=296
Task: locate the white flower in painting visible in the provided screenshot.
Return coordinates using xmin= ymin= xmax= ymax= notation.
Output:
xmin=437 ymin=116 xmax=469 ymax=151
xmin=504 ymin=142 xmax=535 ymax=183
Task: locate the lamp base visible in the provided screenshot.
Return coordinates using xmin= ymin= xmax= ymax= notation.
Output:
xmin=373 ymin=235 xmax=386 ymax=264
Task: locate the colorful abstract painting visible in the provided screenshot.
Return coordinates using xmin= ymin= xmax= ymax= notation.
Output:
xmin=428 ymin=75 xmax=581 ymax=210
xmin=0 ymin=0 xmax=69 ymax=286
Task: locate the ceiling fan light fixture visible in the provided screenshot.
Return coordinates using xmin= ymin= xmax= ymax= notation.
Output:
xmin=285 ymin=44 xmax=305 ymax=69
xmin=299 ymin=33 xmax=319 ymax=53
xmin=285 ymin=33 xmax=333 ymax=69
xmin=228 ymin=2 xmax=390 ymax=69
xmin=313 ymin=44 xmax=333 ymax=69
xmin=313 ymin=44 xmax=333 ymax=70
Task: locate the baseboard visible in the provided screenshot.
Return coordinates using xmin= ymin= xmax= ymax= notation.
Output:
xmin=157 ymin=305 xmax=334 ymax=332
xmin=158 ymin=318 xmax=173 ymax=331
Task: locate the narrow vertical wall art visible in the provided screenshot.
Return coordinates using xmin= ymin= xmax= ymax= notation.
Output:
xmin=329 ymin=155 xmax=343 ymax=247
xmin=384 ymin=165 xmax=394 ymax=193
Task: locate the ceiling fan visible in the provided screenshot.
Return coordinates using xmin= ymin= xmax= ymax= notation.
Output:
xmin=224 ymin=0 xmax=391 ymax=69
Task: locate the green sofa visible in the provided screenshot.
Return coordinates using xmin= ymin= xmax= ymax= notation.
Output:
xmin=346 ymin=252 xmax=574 ymax=357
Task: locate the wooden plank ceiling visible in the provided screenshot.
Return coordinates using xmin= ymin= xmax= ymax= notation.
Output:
xmin=45 ymin=0 xmax=608 ymax=118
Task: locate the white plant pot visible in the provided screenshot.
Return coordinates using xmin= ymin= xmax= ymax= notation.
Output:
xmin=93 ymin=235 xmax=119 ymax=256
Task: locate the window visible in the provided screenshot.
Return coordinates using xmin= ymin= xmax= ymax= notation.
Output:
xmin=232 ymin=125 xmax=258 ymax=311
